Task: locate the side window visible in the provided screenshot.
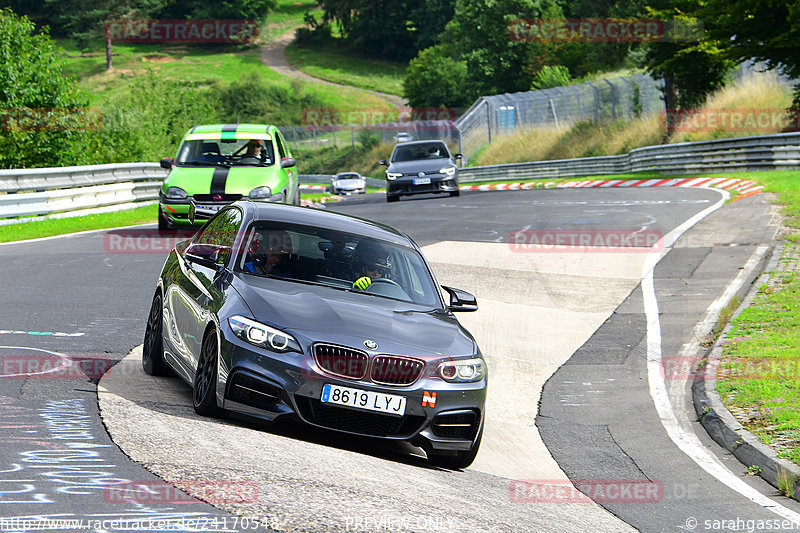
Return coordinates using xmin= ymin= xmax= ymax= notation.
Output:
xmin=195 ymin=208 xmax=243 ymax=263
xmin=275 ymin=134 xmax=287 ymax=159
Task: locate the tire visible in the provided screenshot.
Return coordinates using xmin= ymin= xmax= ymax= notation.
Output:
xmin=293 ymin=186 xmax=301 ymax=206
xmin=157 ymin=209 xmax=170 ymax=231
xmin=427 ymin=426 xmax=482 ymax=470
xmin=142 ymin=292 xmax=170 ymax=376
xmin=193 ymin=330 xmax=222 ymax=417
xmin=449 ymin=190 xmax=460 ymax=197
xmin=387 ymin=195 xmax=399 ymax=203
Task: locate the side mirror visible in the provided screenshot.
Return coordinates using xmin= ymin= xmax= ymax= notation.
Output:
xmin=442 ymin=285 xmax=478 ymax=312
xmin=379 ymin=159 xmax=388 ymax=167
xmin=184 ymin=243 xmax=230 ymax=269
xmin=454 ymin=153 xmax=463 ymax=160
xmin=160 ymin=158 xmax=173 ymax=169
xmin=188 ymin=200 xmax=217 ymax=226
xmin=281 ymin=157 xmax=296 ymax=168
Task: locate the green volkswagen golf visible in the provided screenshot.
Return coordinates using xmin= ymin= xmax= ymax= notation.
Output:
xmin=158 ymin=124 xmax=300 ymax=230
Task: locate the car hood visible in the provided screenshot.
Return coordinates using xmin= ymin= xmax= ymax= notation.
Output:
xmin=387 ymin=159 xmax=455 ymax=175
xmin=334 ymin=178 xmax=364 ymax=185
xmin=165 ymin=165 xmax=282 ymax=195
xmin=232 ymin=275 xmax=476 ymax=358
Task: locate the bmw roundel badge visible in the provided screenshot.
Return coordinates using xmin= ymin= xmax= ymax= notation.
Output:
xmin=364 ymin=340 xmax=378 ymax=350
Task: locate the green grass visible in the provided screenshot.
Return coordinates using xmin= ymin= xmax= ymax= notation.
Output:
xmin=285 ymin=39 xmax=406 ymax=97
xmin=56 ymin=0 xmax=391 ymax=114
xmin=0 ymin=204 xmax=158 ymax=243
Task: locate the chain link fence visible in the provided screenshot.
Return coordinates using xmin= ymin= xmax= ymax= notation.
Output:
xmin=279 ymin=123 xmax=461 ymax=153
xmin=455 ymin=73 xmax=665 ymax=163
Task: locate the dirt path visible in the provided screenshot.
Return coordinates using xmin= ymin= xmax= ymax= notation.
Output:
xmin=260 ymin=29 xmax=406 ymax=109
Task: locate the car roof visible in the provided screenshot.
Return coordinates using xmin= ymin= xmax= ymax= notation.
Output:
xmin=335 ymin=172 xmax=361 ymax=177
xmin=237 ymin=201 xmax=413 ymax=247
xmin=392 ymin=140 xmax=447 ymax=147
xmin=188 ymin=124 xmax=277 ymax=135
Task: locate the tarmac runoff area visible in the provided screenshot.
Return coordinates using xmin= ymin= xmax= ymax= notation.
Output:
xmin=97 ymin=241 xmax=646 ymax=531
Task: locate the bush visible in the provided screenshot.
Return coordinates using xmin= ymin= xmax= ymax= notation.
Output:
xmin=357 ymin=131 xmax=380 ymax=149
xmin=403 ymin=45 xmax=472 ymax=108
xmin=216 ymin=72 xmax=322 ymax=125
xmin=531 ymin=65 xmax=572 ymax=90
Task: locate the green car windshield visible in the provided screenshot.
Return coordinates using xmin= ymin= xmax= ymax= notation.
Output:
xmin=176 ymin=138 xmax=276 ymax=166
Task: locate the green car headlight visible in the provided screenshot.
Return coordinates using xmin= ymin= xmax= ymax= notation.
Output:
xmin=436 ymin=357 xmax=486 ymax=383
xmin=228 ymin=315 xmax=301 ymax=354
xmin=249 ymin=186 xmax=273 ymax=199
xmin=165 ymin=187 xmax=188 ymax=200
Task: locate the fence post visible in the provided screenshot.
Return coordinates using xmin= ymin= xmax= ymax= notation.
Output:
xmin=603 ymin=79 xmax=617 ymax=120
xmin=351 ymin=125 xmax=355 ymax=147
xmin=485 ymin=99 xmax=492 ymax=144
xmin=586 ymin=81 xmax=600 ymax=121
xmin=291 ymin=127 xmax=298 ymax=151
xmin=620 ymin=77 xmax=633 ymax=119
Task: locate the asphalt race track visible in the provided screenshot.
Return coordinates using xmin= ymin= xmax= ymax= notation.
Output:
xmin=1 ymin=187 xmax=797 ymax=532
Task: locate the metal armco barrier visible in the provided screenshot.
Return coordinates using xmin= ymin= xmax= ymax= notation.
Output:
xmin=1 ymin=131 xmax=799 ymax=220
xmin=457 ymin=132 xmax=800 ymax=182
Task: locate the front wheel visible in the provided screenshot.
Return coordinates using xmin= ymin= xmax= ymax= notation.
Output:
xmin=449 ymin=190 xmax=460 ymax=197
xmin=193 ymin=330 xmax=222 ymax=417
xmin=157 ymin=209 xmax=170 ymax=231
xmin=142 ymin=292 xmax=170 ymax=376
xmin=292 ymin=186 xmax=301 ymax=205
xmin=387 ymin=195 xmax=399 ymax=203
xmin=427 ymin=427 xmax=482 ymax=470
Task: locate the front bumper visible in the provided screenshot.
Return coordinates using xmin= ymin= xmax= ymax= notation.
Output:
xmin=386 ymin=175 xmax=458 ymax=198
xmin=218 ymin=329 xmax=485 ymax=451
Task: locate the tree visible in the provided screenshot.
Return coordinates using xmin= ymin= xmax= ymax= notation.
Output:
xmin=403 ymin=45 xmax=471 ymax=108
xmin=698 ymin=0 xmax=800 ymax=107
xmin=156 ymin=0 xmax=276 ymax=20
xmin=0 ymin=9 xmax=91 ymax=168
xmin=44 ymin=0 xmax=165 ymax=71
xmin=440 ymin=0 xmax=563 ymax=96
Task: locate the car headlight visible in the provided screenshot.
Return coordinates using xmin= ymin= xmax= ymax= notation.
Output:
xmin=228 ymin=315 xmax=302 ymax=354
xmin=386 ymin=172 xmax=402 ymax=181
xmin=436 ymin=357 xmax=486 ymax=383
xmin=439 ymin=166 xmax=456 ymax=176
xmin=165 ymin=187 xmax=188 ymax=200
xmin=249 ymin=186 xmax=272 ymax=199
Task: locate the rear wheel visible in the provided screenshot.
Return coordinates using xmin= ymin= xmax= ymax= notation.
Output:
xmin=387 ymin=195 xmax=399 ymax=203
xmin=292 ymin=186 xmax=301 ymax=205
xmin=449 ymin=190 xmax=460 ymax=197
xmin=427 ymin=426 xmax=482 ymax=470
xmin=193 ymin=330 xmax=222 ymax=417
xmin=142 ymin=292 xmax=170 ymax=376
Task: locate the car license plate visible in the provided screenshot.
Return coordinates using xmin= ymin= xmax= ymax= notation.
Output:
xmin=413 ymin=177 xmax=431 ymax=185
xmin=321 ymin=384 xmax=406 ymax=416
xmin=197 ymin=204 xmax=223 ymax=211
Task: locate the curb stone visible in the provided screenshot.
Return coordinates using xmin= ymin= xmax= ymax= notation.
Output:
xmin=692 ymin=242 xmax=800 ymax=497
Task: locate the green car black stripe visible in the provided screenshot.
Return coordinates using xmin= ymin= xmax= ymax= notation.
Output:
xmin=210 ymin=166 xmax=229 ymax=195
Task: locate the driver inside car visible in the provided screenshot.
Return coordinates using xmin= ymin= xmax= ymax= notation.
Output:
xmin=351 ymin=241 xmax=392 ymax=290
xmin=244 ymin=230 xmax=294 ymax=277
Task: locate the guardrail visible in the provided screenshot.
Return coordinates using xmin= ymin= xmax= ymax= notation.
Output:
xmin=458 ymin=132 xmax=800 ymax=182
xmin=2 ymin=131 xmax=798 ymax=221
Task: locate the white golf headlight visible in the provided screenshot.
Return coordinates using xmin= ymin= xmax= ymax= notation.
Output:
xmin=439 ymin=166 xmax=456 ymax=176
xmin=386 ymin=172 xmax=402 ymax=181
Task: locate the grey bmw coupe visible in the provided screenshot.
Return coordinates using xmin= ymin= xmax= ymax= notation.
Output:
xmin=143 ymin=200 xmax=486 ymax=468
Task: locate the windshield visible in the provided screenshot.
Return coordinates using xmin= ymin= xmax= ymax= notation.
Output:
xmin=176 ymin=138 xmax=275 ymax=166
xmin=391 ymin=142 xmax=450 ymax=163
xmin=237 ymin=222 xmax=442 ymax=308
xmin=336 ymin=174 xmax=361 ymax=180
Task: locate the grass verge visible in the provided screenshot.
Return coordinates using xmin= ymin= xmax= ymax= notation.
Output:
xmin=0 ymin=204 xmax=158 ymax=243
xmin=285 ymin=40 xmax=406 ymax=96
xmin=715 ymin=170 xmax=800 ymax=466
